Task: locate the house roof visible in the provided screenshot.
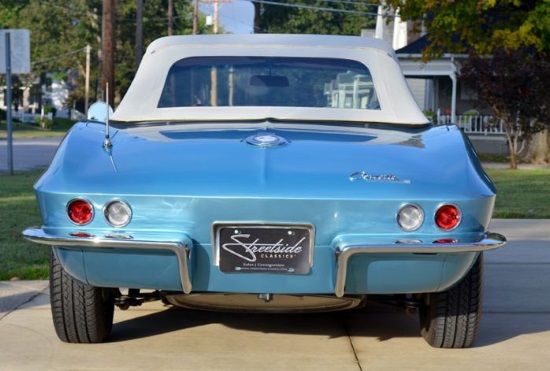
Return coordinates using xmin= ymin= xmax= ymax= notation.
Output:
xmin=395 ymin=35 xmax=430 ymax=55
xmin=396 ymin=35 xmax=467 ymax=57
xmin=395 ymin=36 xmax=459 ymax=77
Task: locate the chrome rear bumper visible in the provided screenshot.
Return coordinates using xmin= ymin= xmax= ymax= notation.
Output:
xmin=333 ymin=232 xmax=506 ymax=297
xmin=22 ymin=228 xmax=193 ymax=294
xmin=23 ymin=228 xmax=505 ymax=298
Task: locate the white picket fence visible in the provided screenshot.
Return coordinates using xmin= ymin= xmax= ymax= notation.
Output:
xmin=12 ymin=111 xmax=53 ymax=124
xmin=12 ymin=109 xmax=85 ymax=123
xmin=433 ymin=115 xmax=506 ymax=135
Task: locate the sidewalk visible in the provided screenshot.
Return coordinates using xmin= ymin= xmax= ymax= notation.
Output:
xmin=0 ymin=280 xmax=48 ymax=320
xmin=482 ymin=162 xmax=550 ymax=169
xmin=0 ymin=219 xmax=549 ymax=370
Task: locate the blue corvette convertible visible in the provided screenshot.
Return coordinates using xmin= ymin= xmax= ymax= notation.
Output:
xmin=23 ymin=34 xmax=505 ymax=348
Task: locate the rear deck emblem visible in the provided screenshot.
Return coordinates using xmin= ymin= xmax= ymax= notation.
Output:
xmin=245 ymin=133 xmax=288 ymax=147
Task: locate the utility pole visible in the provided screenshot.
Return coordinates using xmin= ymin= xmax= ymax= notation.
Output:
xmin=4 ymin=33 xmax=13 ymax=175
xmin=253 ymin=1 xmax=261 ymax=33
xmin=85 ymin=45 xmax=91 ymax=113
xmin=135 ymin=0 xmax=143 ymax=70
xmin=203 ymin=0 xmax=231 ymax=34
xmin=102 ymin=0 xmax=115 ymax=107
xmin=213 ymin=0 xmax=219 ymax=34
xmin=168 ymin=0 xmax=173 ymax=36
xmin=193 ymin=0 xmax=199 ymax=35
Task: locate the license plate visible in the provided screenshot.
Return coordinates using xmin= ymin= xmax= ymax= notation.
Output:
xmin=214 ymin=224 xmax=314 ymax=274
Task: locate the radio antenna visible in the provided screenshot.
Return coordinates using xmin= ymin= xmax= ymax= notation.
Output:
xmin=103 ymin=83 xmax=112 ymax=148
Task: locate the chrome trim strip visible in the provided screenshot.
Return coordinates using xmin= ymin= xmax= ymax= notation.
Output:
xmin=333 ymin=232 xmax=506 ymax=298
xmin=22 ymin=228 xmax=192 ymax=294
xmin=163 ymin=293 xmax=365 ymax=313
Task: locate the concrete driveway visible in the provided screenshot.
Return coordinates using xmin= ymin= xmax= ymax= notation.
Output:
xmin=0 ymin=219 xmax=549 ymax=370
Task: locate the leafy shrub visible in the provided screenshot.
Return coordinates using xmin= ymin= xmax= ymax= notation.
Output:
xmin=35 ymin=116 xmax=53 ymax=129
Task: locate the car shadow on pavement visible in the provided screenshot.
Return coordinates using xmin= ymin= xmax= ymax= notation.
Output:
xmin=108 ymin=299 xmax=550 ymax=347
xmin=110 ymin=307 xmax=351 ymax=342
xmin=108 ymin=303 xmax=421 ymax=344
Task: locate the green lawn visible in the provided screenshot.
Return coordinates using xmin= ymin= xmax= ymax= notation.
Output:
xmin=0 ymin=170 xmax=49 ymax=280
xmin=0 ymin=168 xmax=548 ymax=280
xmin=0 ymin=118 xmax=74 ymax=139
xmin=486 ymin=168 xmax=550 ymax=218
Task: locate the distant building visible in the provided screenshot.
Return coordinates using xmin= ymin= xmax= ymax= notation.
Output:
xmin=363 ymin=2 xmax=507 ymax=155
xmin=1 ymin=74 xmax=80 ymax=119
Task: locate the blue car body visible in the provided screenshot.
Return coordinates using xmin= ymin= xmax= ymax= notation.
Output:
xmin=31 ymin=121 xmax=497 ymax=293
xmin=23 ymin=34 xmax=505 ymax=346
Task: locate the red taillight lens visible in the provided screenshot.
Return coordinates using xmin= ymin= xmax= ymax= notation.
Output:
xmin=67 ymin=199 xmax=93 ymax=225
xmin=435 ymin=204 xmax=461 ymax=230
xmin=433 ymin=238 xmax=458 ymax=244
xmin=69 ymin=231 xmax=95 ymax=238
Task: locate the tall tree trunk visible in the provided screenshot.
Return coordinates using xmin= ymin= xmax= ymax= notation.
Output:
xmin=524 ymin=129 xmax=550 ymax=164
xmin=507 ymin=138 xmax=518 ymax=169
xmin=503 ymin=120 xmax=518 ymax=169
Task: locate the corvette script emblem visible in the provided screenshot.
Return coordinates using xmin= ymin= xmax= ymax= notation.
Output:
xmin=349 ymin=171 xmax=411 ymax=184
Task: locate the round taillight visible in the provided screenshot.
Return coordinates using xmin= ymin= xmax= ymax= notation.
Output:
xmin=67 ymin=199 xmax=93 ymax=225
xmin=104 ymin=200 xmax=132 ymax=227
xmin=435 ymin=204 xmax=461 ymax=230
xmin=397 ymin=204 xmax=424 ymax=232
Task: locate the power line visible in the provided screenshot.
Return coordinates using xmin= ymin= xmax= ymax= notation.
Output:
xmin=37 ymin=0 xmax=94 ymax=18
xmin=32 ymin=47 xmax=88 ymax=66
xmin=218 ymin=9 xmax=255 ymax=28
xmin=239 ymin=0 xmax=381 ymax=16
xmin=315 ymin=0 xmax=379 ymax=7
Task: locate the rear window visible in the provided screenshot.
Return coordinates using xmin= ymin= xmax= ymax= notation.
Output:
xmin=158 ymin=56 xmax=380 ymax=110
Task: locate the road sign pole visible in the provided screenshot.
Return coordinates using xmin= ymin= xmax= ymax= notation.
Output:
xmin=5 ymin=32 xmax=14 ymax=175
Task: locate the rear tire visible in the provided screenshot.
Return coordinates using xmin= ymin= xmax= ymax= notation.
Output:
xmin=419 ymin=253 xmax=483 ymax=348
xmin=49 ymin=249 xmax=116 ymax=343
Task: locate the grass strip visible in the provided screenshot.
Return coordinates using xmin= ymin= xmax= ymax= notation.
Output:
xmin=0 ymin=170 xmax=49 ymax=280
xmin=0 ymin=119 xmax=73 ymax=139
xmin=487 ymin=168 xmax=550 ymax=218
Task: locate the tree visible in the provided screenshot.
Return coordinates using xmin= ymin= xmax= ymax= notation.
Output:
xmin=0 ymin=1 xmax=205 ymax=112
xmin=460 ymin=48 xmax=550 ymax=169
xmin=386 ymin=0 xmax=550 ymax=168
xmin=385 ymin=0 xmax=550 ymax=59
xmin=1 ymin=1 xmax=104 ymax=112
xmin=257 ymin=0 xmax=377 ymax=35
xmin=105 ymin=0 xmax=216 ymax=103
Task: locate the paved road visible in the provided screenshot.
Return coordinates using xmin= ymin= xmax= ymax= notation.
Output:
xmin=0 ymin=137 xmax=62 ymax=173
xmin=0 ymin=219 xmax=549 ymax=370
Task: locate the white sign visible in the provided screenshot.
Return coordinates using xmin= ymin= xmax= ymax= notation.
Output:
xmin=0 ymin=29 xmax=31 ymax=74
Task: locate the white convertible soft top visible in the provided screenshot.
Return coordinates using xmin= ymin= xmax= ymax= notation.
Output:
xmin=112 ymin=34 xmax=428 ymax=125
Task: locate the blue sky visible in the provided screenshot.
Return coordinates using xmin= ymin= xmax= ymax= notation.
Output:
xmin=199 ymin=0 xmax=255 ymax=34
